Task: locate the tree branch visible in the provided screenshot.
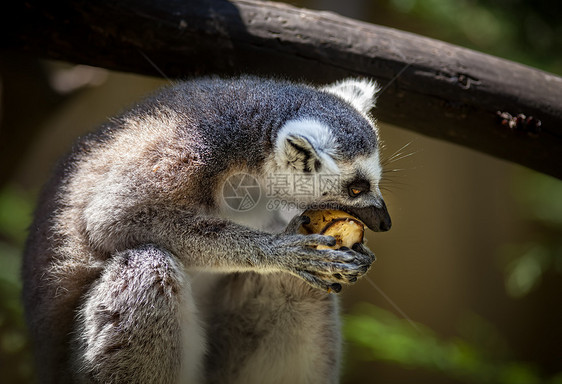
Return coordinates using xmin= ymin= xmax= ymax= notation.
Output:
xmin=5 ymin=0 xmax=562 ymax=179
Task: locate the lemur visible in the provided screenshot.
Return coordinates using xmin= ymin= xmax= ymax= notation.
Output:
xmin=22 ymin=76 xmax=391 ymax=384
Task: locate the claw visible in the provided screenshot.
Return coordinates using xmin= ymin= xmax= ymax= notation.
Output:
xmin=330 ymin=283 xmax=342 ymax=293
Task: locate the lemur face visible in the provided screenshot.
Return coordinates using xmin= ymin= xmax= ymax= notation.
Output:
xmin=271 ymin=79 xmax=391 ymax=232
xmin=333 ymin=152 xmax=391 ymax=232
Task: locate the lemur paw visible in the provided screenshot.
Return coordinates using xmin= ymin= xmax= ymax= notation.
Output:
xmin=271 ymin=233 xmax=374 ymax=292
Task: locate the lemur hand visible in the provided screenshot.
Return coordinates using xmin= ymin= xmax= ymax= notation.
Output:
xmin=271 ymin=215 xmax=375 ymax=292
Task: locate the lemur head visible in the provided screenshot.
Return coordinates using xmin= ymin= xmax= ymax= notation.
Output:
xmin=270 ymin=78 xmax=391 ymax=232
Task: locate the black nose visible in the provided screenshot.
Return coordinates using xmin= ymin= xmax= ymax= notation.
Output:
xmin=378 ymin=204 xmax=392 ymax=231
xmin=346 ymin=201 xmax=392 ymax=232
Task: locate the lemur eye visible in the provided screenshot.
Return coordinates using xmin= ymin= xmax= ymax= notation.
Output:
xmin=347 ymin=179 xmax=370 ymax=198
xmin=348 ymin=186 xmax=367 ymax=198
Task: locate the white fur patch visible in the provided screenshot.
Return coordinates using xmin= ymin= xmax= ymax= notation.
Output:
xmin=356 ymin=151 xmax=383 ymax=191
xmin=274 ymin=118 xmax=339 ymax=173
xmin=322 ymin=78 xmax=380 ymax=115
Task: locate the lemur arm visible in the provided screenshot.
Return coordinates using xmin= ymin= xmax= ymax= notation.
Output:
xmin=87 ymin=205 xmax=373 ymax=291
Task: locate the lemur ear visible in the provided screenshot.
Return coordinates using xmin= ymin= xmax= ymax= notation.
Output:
xmin=322 ymin=78 xmax=380 ymax=115
xmin=275 ymin=119 xmax=339 ymax=173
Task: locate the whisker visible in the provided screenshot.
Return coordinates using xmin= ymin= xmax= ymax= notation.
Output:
xmin=381 ymin=141 xmax=417 ymax=167
xmin=138 ymin=49 xmax=174 ymax=84
xmin=379 ymin=182 xmax=410 ymax=193
xmin=381 ymin=176 xmax=409 ymax=184
xmin=385 ymin=151 xmax=418 ymax=165
xmin=364 ymin=276 xmax=422 ymax=334
xmin=379 ymin=141 xmax=417 ymax=193
xmin=377 ymin=63 xmax=412 ymax=96
xmin=386 ymin=141 xmax=413 ymax=160
xmin=379 ymin=169 xmax=413 ymax=192
xmin=379 ymin=186 xmax=395 ymax=194
xmin=381 ymin=173 xmax=412 ymax=183
xmin=383 ymin=144 xmax=417 ymax=165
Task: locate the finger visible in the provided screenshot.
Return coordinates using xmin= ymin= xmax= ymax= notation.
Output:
xmin=352 ymin=243 xmax=376 ymax=263
xmin=321 ymin=271 xmax=357 ymax=284
xmin=291 ymin=247 xmax=363 ymax=268
xmin=288 ymin=234 xmax=336 ymax=248
xmin=294 ymin=270 xmax=331 ymax=291
xmin=313 ymin=267 xmax=365 ymax=284
xmin=294 ymin=269 xmax=348 ymax=293
xmin=283 ymin=214 xmax=310 ymax=235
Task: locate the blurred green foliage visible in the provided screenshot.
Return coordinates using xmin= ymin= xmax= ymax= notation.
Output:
xmin=0 ymin=185 xmax=35 ymax=383
xmin=499 ymin=171 xmax=562 ymax=298
xmin=0 ymin=185 xmax=34 ymax=246
xmin=512 ymin=170 xmax=562 ymax=227
xmin=344 ymin=304 xmax=562 ymax=384
xmin=383 ymin=0 xmax=562 ymax=75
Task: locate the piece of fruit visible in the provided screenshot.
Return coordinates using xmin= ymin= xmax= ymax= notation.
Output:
xmin=299 ymin=209 xmax=365 ymax=250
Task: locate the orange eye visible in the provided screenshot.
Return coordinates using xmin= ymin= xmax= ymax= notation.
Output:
xmin=348 ymin=180 xmax=370 ymax=198
xmin=349 ymin=187 xmax=363 ymax=197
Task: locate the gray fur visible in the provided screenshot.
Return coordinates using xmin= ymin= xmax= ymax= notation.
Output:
xmin=22 ymin=76 xmax=389 ymax=383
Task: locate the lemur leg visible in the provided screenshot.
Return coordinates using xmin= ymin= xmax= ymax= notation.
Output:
xmin=72 ymin=244 xmax=206 ymax=384
xmin=204 ymin=273 xmax=341 ymax=384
